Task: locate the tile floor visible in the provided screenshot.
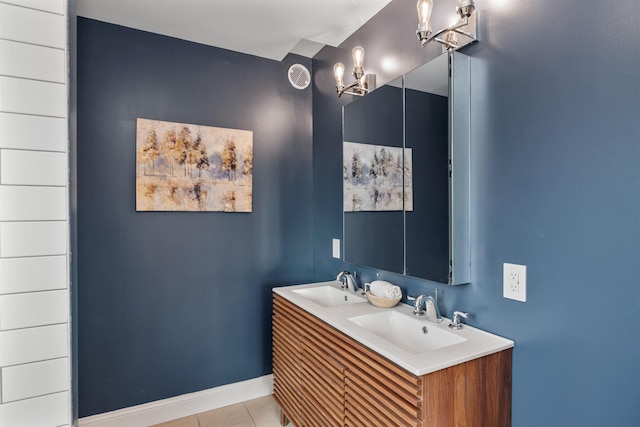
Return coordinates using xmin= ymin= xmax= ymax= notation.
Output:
xmin=151 ymin=395 xmax=283 ymax=427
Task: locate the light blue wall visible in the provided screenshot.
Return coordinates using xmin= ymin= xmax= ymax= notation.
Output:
xmin=313 ymin=0 xmax=640 ymax=425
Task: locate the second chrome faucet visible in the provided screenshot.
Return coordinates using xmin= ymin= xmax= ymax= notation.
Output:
xmin=407 ymin=293 xmax=442 ymax=323
xmin=336 ymin=270 xmax=360 ymax=293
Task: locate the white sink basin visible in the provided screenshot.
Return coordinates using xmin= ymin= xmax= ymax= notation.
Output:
xmin=348 ymin=310 xmax=467 ymax=354
xmin=292 ymin=286 xmax=366 ymax=307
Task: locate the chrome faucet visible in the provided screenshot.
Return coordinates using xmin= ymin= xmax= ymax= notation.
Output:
xmin=336 ymin=271 xmax=359 ymax=293
xmin=407 ymin=293 xmax=442 ymax=323
xmin=449 ymin=311 xmax=469 ymax=330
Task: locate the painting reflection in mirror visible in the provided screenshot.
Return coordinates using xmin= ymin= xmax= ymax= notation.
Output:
xmin=343 ymin=85 xmax=404 ymax=274
xmin=343 ymin=141 xmax=412 ymax=212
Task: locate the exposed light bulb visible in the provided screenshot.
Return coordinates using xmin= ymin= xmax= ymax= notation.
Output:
xmin=333 ymin=62 xmax=345 ymax=88
xmin=417 ymin=0 xmax=433 ymax=32
xmin=352 ymin=46 xmax=365 ymax=69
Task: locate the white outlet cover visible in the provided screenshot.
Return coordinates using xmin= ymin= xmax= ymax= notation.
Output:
xmin=503 ymin=263 xmax=527 ymax=302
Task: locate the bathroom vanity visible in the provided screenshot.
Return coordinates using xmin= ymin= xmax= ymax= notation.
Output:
xmin=272 ymin=282 xmax=513 ymax=427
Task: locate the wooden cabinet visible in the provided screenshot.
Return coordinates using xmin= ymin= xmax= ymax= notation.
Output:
xmin=273 ymin=294 xmax=511 ymax=427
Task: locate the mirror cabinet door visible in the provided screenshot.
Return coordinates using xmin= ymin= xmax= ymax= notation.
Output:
xmin=448 ymin=51 xmax=471 ymax=285
xmin=404 ymin=53 xmax=450 ymax=282
xmin=342 ymin=51 xmax=470 ymax=285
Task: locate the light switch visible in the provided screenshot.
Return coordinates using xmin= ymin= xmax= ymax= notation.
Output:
xmin=332 ymin=239 xmax=340 ymax=259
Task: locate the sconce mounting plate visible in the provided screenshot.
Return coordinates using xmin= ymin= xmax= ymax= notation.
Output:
xmin=438 ymin=10 xmax=477 ymax=52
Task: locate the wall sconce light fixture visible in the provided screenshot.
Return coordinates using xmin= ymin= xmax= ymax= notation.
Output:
xmin=333 ymin=46 xmax=376 ymax=97
xmin=416 ymin=0 xmax=477 ymax=51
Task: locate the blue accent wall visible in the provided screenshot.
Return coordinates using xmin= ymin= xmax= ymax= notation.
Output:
xmin=312 ymin=0 xmax=640 ymax=425
xmin=77 ymin=18 xmax=313 ymax=417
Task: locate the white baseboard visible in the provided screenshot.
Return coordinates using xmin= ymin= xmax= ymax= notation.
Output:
xmin=78 ymin=374 xmax=273 ymax=427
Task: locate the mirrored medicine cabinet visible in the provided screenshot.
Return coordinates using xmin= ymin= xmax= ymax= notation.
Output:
xmin=342 ymin=51 xmax=470 ymax=285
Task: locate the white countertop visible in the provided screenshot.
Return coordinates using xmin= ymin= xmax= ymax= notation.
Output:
xmin=273 ymin=280 xmax=514 ymax=376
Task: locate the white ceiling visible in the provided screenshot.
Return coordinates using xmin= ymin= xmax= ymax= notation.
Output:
xmin=77 ymin=0 xmax=392 ymax=61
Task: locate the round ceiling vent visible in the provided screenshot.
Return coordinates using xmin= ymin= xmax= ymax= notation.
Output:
xmin=288 ymin=64 xmax=311 ymax=90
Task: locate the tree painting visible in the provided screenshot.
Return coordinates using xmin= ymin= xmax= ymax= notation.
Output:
xmin=343 ymin=141 xmax=412 ymax=212
xmin=220 ymin=140 xmax=238 ymax=181
xmin=242 ymin=146 xmax=253 ymax=177
xmin=161 ymin=129 xmax=177 ymax=176
xmin=140 ymin=129 xmax=160 ymax=174
xmin=136 ymin=118 xmax=253 ymax=212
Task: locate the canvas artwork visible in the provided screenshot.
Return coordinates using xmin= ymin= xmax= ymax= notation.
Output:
xmin=343 ymin=141 xmax=413 ymax=212
xmin=136 ymin=118 xmax=253 ymax=212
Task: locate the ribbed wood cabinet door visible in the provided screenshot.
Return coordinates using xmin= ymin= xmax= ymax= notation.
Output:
xmin=299 ymin=332 xmax=345 ymax=426
xmin=342 ymin=327 xmax=423 ymax=427
xmin=274 ymin=295 xmax=346 ymax=426
xmin=344 ymin=366 xmax=423 ymax=426
xmin=272 ymin=297 xmax=303 ymax=424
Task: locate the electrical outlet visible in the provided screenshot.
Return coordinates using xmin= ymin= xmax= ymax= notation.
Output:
xmin=503 ymin=263 xmax=526 ymax=302
xmin=508 ymin=271 xmax=519 ymax=293
xmin=332 ymin=239 xmax=341 ymax=259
